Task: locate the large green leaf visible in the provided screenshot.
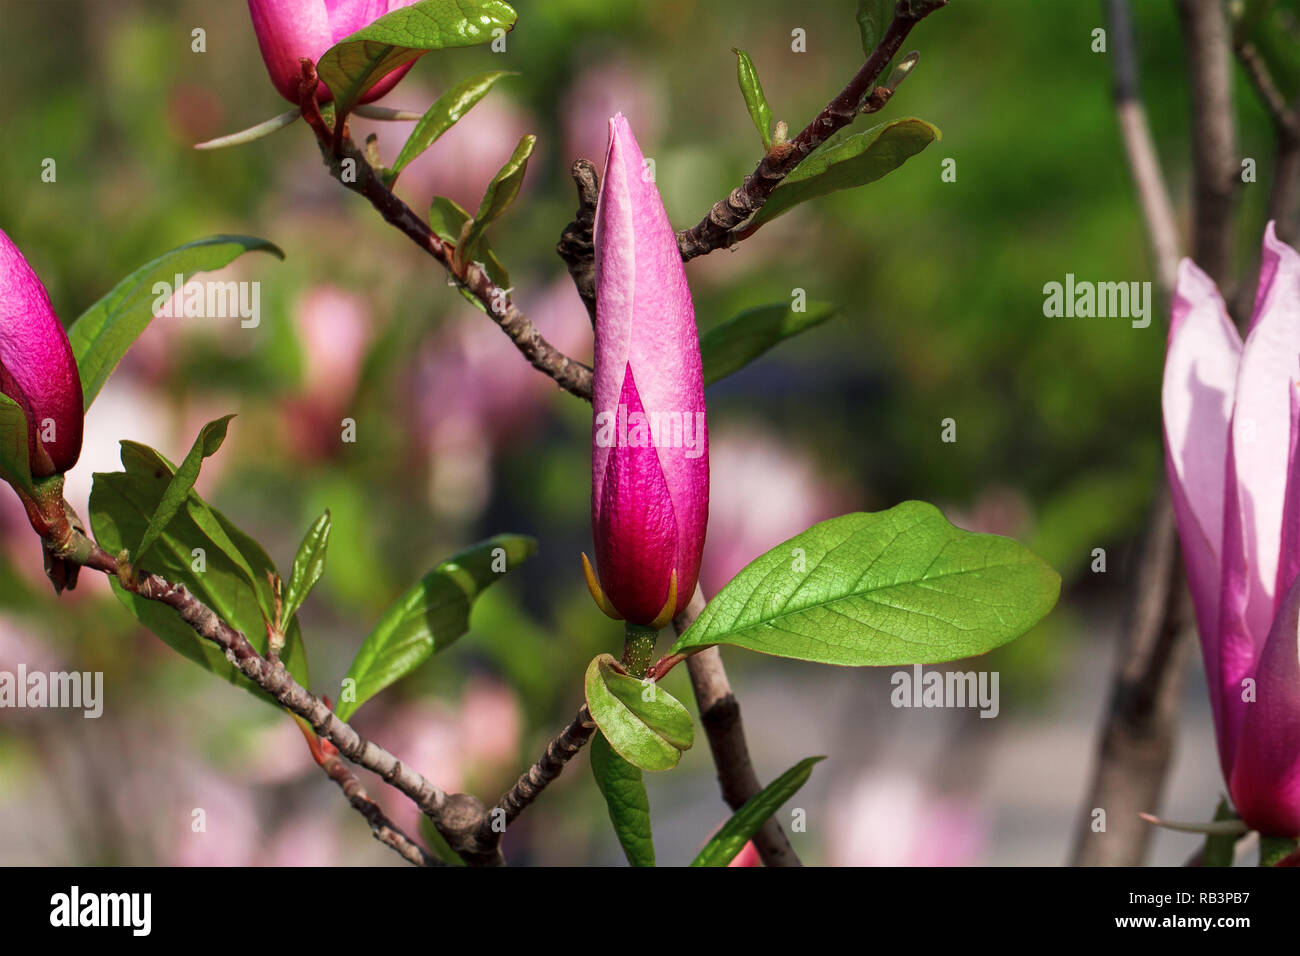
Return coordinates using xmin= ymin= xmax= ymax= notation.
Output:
xmin=590 ymin=732 xmax=655 ymax=866
xmin=89 ymin=443 xmax=308 ymax=702
xmin=0 ymin=393 xmax=34 ymax=495
xmin=691 ymin=756 xmax=824 ymax=866
xmin=336 ymin=534 xmax=536 ymax=720
xmin=733 ymin=48 xmax=772 ymax=148
xmin=671 ymin=501 xmax=1061 ymax=665
xmin=388 ymin=70 xmax=515 ymax=181
xmin=317 ymin=0 xmax=517 ymax=116
xmin=702 ymin=301 xmax=835 ymax=386
xmin=458 ymin=134 xmax=536 ymax=269
xmin=68 ymin=236 xmax=283 ymax=410
xmin=135 ymin=415 xmax=234 ymax=565
xmin=283 ymin=509 xmax=331 ymax=624
xmin=584 ymin=654 xmax=694 ymax=772
xmin=747 ymin=118 xmax=939 ymax=230
xmin=428 ymin=196 xmax=510 ymax=289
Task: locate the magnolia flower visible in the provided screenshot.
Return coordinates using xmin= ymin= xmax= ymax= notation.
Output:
xmin=0 ymin=228 xmax=82 ymax=478
xmin=247 ymin=0 xmax=422 ymax=104
xmin=586 ymin=114 xmax=708 ymax=628
xmin=1163 ymin=222 xmax=1300 ymax=836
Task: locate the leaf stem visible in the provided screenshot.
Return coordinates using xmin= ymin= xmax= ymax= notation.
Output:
xmin=621 ymin=623 xmax=658 ymax=679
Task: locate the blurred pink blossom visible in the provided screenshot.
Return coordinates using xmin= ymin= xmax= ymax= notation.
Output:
xmin=827 ymin=772 xmax=986 ymax=867
xmin=563 ymin=61 xmax=664 ymax=166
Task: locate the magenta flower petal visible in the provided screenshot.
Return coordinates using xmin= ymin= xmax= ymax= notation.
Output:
xmin=1162 ymin=257 xmax=1241 ymax=763
xmin=0 ymin=229 xmax=83 ymax=477
xmin=590 ymin=113 xmax=707 ymax=624
xmin=1230 ymin=567 xmax=1300 ymax=837
xmin=248 ymin=0 xmax=421 ymax=104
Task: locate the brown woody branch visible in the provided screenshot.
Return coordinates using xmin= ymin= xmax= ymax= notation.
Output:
xmin=556 ymin=160 xmax=600 ymax=325
xmin=675 ymin=0 xmax=947 ymax=260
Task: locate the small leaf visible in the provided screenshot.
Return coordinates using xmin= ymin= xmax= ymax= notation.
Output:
xmin=388 ymin=70 xmax=515 ymax=181
xmin=429 ymin=196 xmax=510 ymax=289
xmin=584 ymin=654 xmax=694 ymax=772
xmin=0 ymin=393 xmax=34 ymax=495
xmin=747 ymin=118 xmax=939 ymax=230
xmin=317 ymin=0 xmax=518 ymax=117
xmin=283 ymin=510 xmax=332 ymax=623
xmin=702 ymin=301 xmax=835 ymax=385
xmin=691 ymin=756 xmax=824 ymax=866
xmin=68 ymin=236 xmax=284 ymax=410
xmin=193 ymin=108 xmax=298 ymax=150
xmin=135 ymin=415 xmax=234 ymax=565
xmin=1202 ymin=798 xmax=1239 ymax=867
xmin=336 ymin=534 xmax=537 ymax=721
xmin=856 ymin=0 xmax=892 ymax=57
xmin=458 ymin=134 xmax=536 ymax=269
xmin=590 ymin=732 xmax=655 ymax=866
xmin=90 ymin=444 xmax=308 ymax=702
xmin=671 ymin=501 xmax=1061 ymax=666
xmin=733 ymin=49 xmax=773 ymax=148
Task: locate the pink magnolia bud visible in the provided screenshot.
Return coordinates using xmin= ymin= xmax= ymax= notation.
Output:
xmin=587 ymin=114 xmax=708 ymax=628
xmin=247 ymin=0 xmax=423 ymax=105
xmin=0 ymin=229 xmax=83 ymax=478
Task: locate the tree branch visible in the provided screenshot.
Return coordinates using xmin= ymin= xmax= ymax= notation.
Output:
xmin=673 ymin=585 xmax=802 ymax=867
xmin=675 ymin=0 xmax=947 ymax=260
xmin=556 ymin=160 xmax=599 ymax=325
xmin=298 ymin=63 xmax=594 ymax=402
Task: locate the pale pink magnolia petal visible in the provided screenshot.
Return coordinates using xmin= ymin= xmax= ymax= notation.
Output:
xmin=1161 ymin=256 xmax=1241 ymax=749
xmin=1230 ymin=568 xmax=1300 ymax=836
xmin=1220 ymin=224 xmax=1300 ymax=753
xmin=1275 ymin=380 xmax=1300 ymax=607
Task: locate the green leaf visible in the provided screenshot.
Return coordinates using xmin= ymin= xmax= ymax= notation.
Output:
xmin=747 ymin=118 xmax=939 ymax=230
xmin=428 ymin=196 xmax=510 ymax=289
xmin=584 ymin=654 xmax=694 ymax=772
xmin=0 ymin=393 xmax=34 ymax=495
xmin=317 ymin=0 xmax=518 ymax=117
xmin=459 ymin=134 xmax=536 ymax=267
xmin=732 ymin=49 xmax=772 ymax=148
xmin=68 ymin=236 xmax=284 ymax=410
xmin=388 ymin=71 xmax=515 ymax=181
xmin=1260 ymin=835 xmax=1300 ymax=866
xmin=1202 ymin=798 xmax=1239 ymax=867
xmin=671 ymin=501 xmax=1061 ymax=665
xmin=856 ymin=0 xmax=892 ymax=57
xmin=702 ymin=301 xmax=835 ymax=385
xmin=691 ymin=756 xmax=824 ymax=866
xmin=89 ymin=444 xmax=308 ymax=703
xmin=135 ymin=415 xmax=234 ymax=565
xmin=336 ymin=534 xmax=536 ymax=721
xmin=283 ymin=509 xmax=332 ymax=623
xmin=590 ymin=732 xmax=655 ymax=866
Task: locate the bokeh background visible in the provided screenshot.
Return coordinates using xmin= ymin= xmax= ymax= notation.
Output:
xmin=0 ymin=0 xmax=1280 ymax=865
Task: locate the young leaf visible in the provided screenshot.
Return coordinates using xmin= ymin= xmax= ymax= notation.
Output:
xmin=135 ymin=415 xmax=234 ymax=565
xmin=746 ymin=118 xmax=939 ymax=230
xmin=691 ymin=756 xmax=824 ymax=866
xmin=428 ymin=196 xmax=510 ymax=289
xmin=584 ymin=654 xmax=694 ymax=772
xmin=702 ymin=301 xmax=835 ymax=385
xmin=590 ymin=732 xmax=656 ymax=866
xmin=90 ymin=444 xmax=308 ymax=702
xmin=336 ymin=534 xmax=537 ymax=721
xmin=317 ymin=0 xmax=518 ymax=117
xmin=283 ymin=509 xmax=332 ymax=623
xmin=671 ymin=501 xmax=1061 ymax=666
xmin=733 ymin=48 xmax=773 ymax=148
xmin=856 ymin=0 xmax=892 ymax=57
xmin=388 ymin=71 xmax=515 ymax=182
xmin=458 ymin=134 xmax=536 ymax=269
xmin=0 ymin=393 xmax=34 ymax=495
xmin=68 ymin=236 xmax=284 ymax=410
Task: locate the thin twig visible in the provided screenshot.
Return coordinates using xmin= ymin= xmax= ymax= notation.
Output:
xmin=676 ymin=0 xmax=948 ymax=260
xmin=320 ymin=751 xmax=444 ymax=866
xmin=556 ymin=160 xmax=600 ymax=325
xmin=297 ymin=61 xmax=594 ymax=401
xmin=476 ymin=704 xmax=597 ymax=850
xmin=674 ymin=585 xmax=802 ymax=867
xmin=1235 ymin=41 xmax=1300 ymax=139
